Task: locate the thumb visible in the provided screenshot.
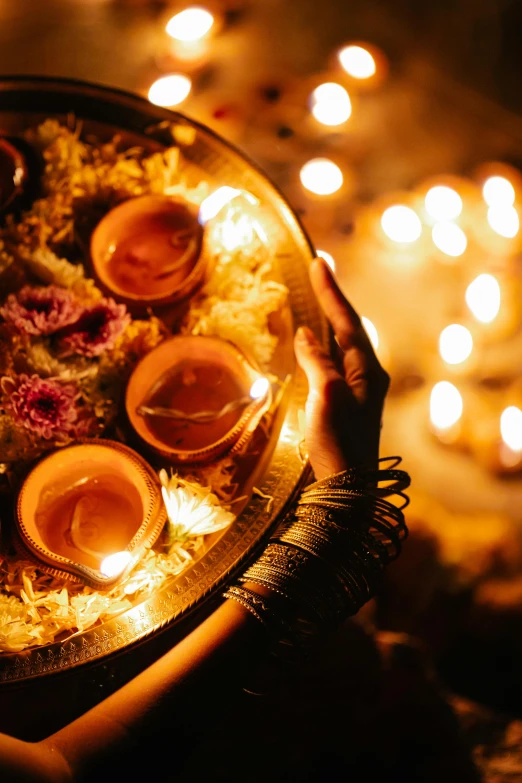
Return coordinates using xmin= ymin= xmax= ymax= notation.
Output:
xmin=294 ymin=326 xmax=354 ymax=478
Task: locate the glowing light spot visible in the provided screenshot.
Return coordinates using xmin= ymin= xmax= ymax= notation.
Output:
xmin=198 ymin=186 xmax=242 ymax=224
xmin=166 ymin=7 xmax=214 ymax=41
xmin=300 ymin=158 xmax=343 ymax=196
xmin=380 ymin=205 xmax=422 ymax=244
xmin=310 ymin=82 xmax=352 ymax=126
xmin=338 ymin=45 xmax=376 ymax=79
xmin=483 ymin=176 xmax=515 ymax=208
xmin=361 ymin=316 xmax=379 ymax=351
xmin=425 ymin=186 xmax=463 ymax=221
xmin=250 ymin=377 xmax=270 ymax=400
xmin=100 ymin=551 xmax=132 ymax=578
xmin=316 ymin=249 xmax=335 ymax=271
xmin=465 ymin=274 xmax=501 ymax=323
xmin=500 ymin=406 xmax=522 ymax=452
xmin=432 ymin=222 xmax=467 ymax=257
xmin=148 ymin=74 xmax=191 ymax=107
xmin=487 ymin=205 xmax=520 ymax=238
xmin=439 ymin=324 xmax=473 ymax=365
xmin=430 ymin=381 xmax=463 ymax=430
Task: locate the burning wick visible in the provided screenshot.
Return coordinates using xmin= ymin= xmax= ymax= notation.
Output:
xmin=100 ymin=551 xmax=133 ymax=578
xmin=198 ymin=187 xmax=265 ymax=251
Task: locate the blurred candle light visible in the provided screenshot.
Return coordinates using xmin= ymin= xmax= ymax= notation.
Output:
xmin=166 ymin=7 xmax=214 ymax=41
xmin=310 ymin=82 xmax=352 ymax=126
xmin=439 ymin=324 xmax=473 ymax=365
xmin=486 ymin=205 xmax=520 ymax=238
xmin=430 ymin=381 xmax=463 ymax=443
xmin=499 ymin=406 xmax=522 ymax=469
xmin=300 ymin=158 xmax=343 ymax=196
xmin=432 ymin=221 xmax=467 ymax=258
xmin=483 ymin=176 xmax=516 ymax=207
xmin=465 ymin=274 xmax=501 ymax=324
xmin=338 ymin=45 xmax=376 ymax=79
xmin=316 ymin=249 xmax=336 ymax=271
xmin=425 ymin=186 xmax=463 ymax=222
xmin=148 ymin=74 xmax=192 ymax=107
xmin=380 ymin=205 xmax=422 ymax=244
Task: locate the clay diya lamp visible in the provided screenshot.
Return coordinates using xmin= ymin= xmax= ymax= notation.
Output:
xmin=125 ymin=335 xmax=273 ymax=465
xmin=14 ymin=439 xmax=167 ymax=589
xmin=0 ymin=136 xmax=28 ymax=216
xmin=90 ymin=194 xmax=208 ymax=312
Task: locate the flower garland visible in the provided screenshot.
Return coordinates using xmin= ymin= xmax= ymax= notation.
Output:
xmin=0 ymin=120 xmax=288 ymax=652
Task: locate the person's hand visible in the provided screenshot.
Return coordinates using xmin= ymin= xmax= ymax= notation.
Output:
xmin=294 ymin=257 xmax=389 ymax=480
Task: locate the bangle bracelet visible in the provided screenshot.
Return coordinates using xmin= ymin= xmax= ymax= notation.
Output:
xmin=227 ymin=457 xmax=410 ymax=658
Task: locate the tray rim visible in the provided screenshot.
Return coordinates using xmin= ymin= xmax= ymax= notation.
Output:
xmin=0 ymin=75 xmax=328 ymax=685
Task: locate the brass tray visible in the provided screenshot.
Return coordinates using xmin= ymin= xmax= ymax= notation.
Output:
xmin=0 ymin=76 xmax=326 ymax=684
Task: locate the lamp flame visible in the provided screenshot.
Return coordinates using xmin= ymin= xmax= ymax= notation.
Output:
xmin=100 ymin=551 xmax=133 ymax=578
xmin=198 ymin=187 xmax=242 ymax=225
xmin=250 ymin=377 xmax=270 ymax=400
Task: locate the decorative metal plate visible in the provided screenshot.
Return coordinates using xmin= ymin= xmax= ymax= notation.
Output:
xmin=0 ymin=76 xmax=327 ymax=685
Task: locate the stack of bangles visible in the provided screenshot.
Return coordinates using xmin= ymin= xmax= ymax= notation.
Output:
xmin=223 ymin=457 xmax=410 ymax=660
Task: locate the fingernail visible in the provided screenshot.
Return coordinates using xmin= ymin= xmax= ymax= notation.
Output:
xmin=296 ymin=326 xmax=316 ymax=344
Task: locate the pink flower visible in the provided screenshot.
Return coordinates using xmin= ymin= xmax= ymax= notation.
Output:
xmin=58 ymin=298 xmax=130 ymax=357
xmin=6 ymin=374 xmax=79 ymax=440
xmin=0 ymin=286 xmax=81 ymax=336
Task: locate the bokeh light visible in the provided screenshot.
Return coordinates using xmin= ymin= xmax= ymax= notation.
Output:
xmin=338 ymin=45 xmax=376 ymax=79
xmin=148 ymin=74 xmax=192 ymax=107
xmin=425 ymin=186 xmax=463 ymax=222
xmin=500 ymin=406 xmax=522 ymax=452
xmin=432 ymin=222 xmax=467 ymax=257
xmin=380 ymin=205 xmax=422 ymax=243
xmin=300 ymin=158 xmax=343 ymax=195
xmin=439 ymin=324 xmax=473 ymax=365
xmin=430 ymin=381 xmax=463 ymax=430
xmin=483 ymin=176 xmax=516 ymax=208
xmin=310 ymin=82 xmax=352 ymax=126
xmin=465 ymin=274 xmax=501 ymax=323
xmin=166 ymin=7 xmax=214 ymax=41
xmin=487 ymin=205 xmax=520 ymax=238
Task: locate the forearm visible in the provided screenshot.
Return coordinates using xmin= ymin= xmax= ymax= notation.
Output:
xmin=0 ymin=599 xmax=268 ymax=783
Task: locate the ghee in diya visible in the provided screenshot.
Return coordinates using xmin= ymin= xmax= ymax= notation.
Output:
xmin=126 ymin=335 xmax=272 ymax=464
xmin=15 ymin=440 xmax=166 ymax=587
xmin=90 ymin=195 xmax=207 ymax=308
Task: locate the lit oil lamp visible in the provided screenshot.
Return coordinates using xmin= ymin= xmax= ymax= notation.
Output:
xmin=125 ymin=335 xmax=273 ymax=465
xmin=90 ymin=194 xmax=208 ymax=312
xmin=14 ymin=440 xmax=167 ymax=588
